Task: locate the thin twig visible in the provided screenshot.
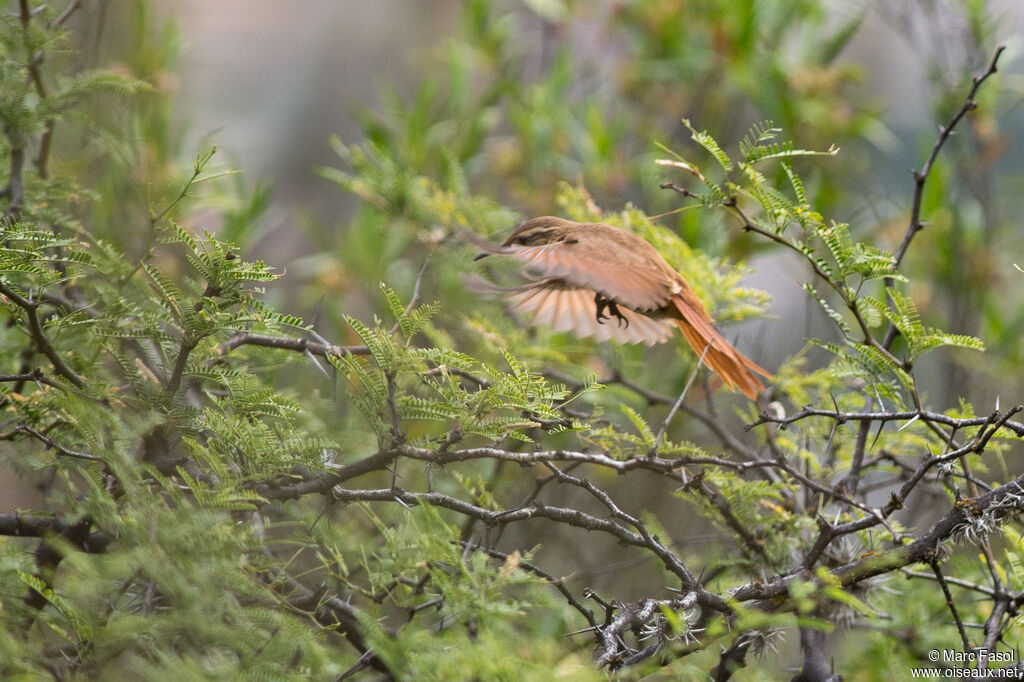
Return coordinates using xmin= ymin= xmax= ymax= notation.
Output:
xmin=459 ymin=541 xmax=598 ymax=630
xmin=931 ymin=561 xmax=972 ymax=651
xmin=892 ymin=45 xmax=1005 ymax=270
xmin=389 ymin=252 xmax=432 ymax=336
xmin=214 ymin=331 xmax=368 ymax=359
xmin=17 ymin=422 xmax=102 ymax=461
xmin=883 ymin=45 xmax=1005 ymax=349
xmin=746 ymin=405 xmax=1024 ymax=437
xmin=0 ymin=281 xmax=86 ymax=387
xmin=50 ymin=0 xmax=83 ymax=30
xmin=541 ymin=461 xmax=701 ymax=587
xmin=651 ymin=343 xmax=709 ymax=454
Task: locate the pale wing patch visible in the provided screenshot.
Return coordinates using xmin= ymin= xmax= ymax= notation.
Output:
xmin=509 ymin=284 xmax=674 ymax=346
xmin=505 ymin=243 xmax=673 ymax=312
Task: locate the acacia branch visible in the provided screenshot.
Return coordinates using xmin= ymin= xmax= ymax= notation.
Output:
xmin=261 ymin=559 xmax=393 ymax=677
xmin=892 ymin=45 xmax=1005 ymax=270
xmin=50 ymin=0 xmax=83 ymax=30
xmin=215 ymin=331 xmax=369 ymax=359
xmin=724 ymin=196 xmax=907 ymax=371
xmin=931 ymin=561 xmax=972 ymax=651
xmin=710 ymin=632 xmax=757 ymax=681
xmin=1 ymin=510 xmax=108 ymax=622
xmin=0 ymin=512 xmax=109 ymax=551
xmin=883 ymin=45 xmax=1005 ymax=349
xmin=328 ymin=484 xmax=731 ymax=613
xmin=541 ymin=461 xmax=701 ymax=586
xmin=331 ymin=486 xmax=648 ymax=550
xmin=664 ymin=182 xmax=909 ymax=372
xmin=800 ymin=419 xmax=1013 ymax=569
xmin=900 ymin=568 xmax=996 ymax=597
xmin=594 ymin=594 xmax=697 ymax=669
xmin=17 ymin=421 xmax=103 ymax=461
xmin=459 ymin=541 xmax=599 ymax=630
xmin=0 ymin=281 xmax=86 ymax=387
xmin=165 ymin=336 xmax=196 ymax=397
xmin=732 ymin=472 xmax=1024 ymax=605
xmin=544 ymin=368 xmax=768 ymax=466
xmin=747 ymin=404 xmax=1024 ymax=437
xmin=250 ymin=449 xmax=400 ymax=501
xmin=0 ymin=367 xmax=83 ymax=397
xmin=2 ymin=139 xmax=25 ymax=222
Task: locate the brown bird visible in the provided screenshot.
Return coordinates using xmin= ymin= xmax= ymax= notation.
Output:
xmin=470 ymin=216 xmax=771 ymax=399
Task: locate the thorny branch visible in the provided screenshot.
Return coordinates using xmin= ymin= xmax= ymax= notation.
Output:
xmin=593 ymin=593 xmax=697 ymax=669
xmin=881 ymin=46 xmax=1005 ymax=351
xmin=890 ymin=46 xmax=1005 ymax=269
xmin=214 ymin=331 xmax=369 ymax=359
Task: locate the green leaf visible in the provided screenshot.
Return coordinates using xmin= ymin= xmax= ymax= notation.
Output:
xmin=683 ymin=119 xmax=733 ymax=172
xmin=621 ymin=404 xmax=655 ymax=448
xmin=804 ymin=283 xmax=852 ymax=336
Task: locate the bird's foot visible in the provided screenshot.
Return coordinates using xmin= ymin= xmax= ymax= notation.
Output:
xmin=594 ymin=293 xmax=629 ymax=328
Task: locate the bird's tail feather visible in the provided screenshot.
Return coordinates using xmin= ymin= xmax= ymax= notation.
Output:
xmin=671 ymin=296 xmax=771 ymax=400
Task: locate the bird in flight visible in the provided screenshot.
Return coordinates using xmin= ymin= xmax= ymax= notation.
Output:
xmin=470 ymin=216 xmax=771 ymax=399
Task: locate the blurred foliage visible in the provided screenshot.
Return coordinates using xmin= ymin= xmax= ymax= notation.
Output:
xmin=0 ymin=0 xmax=1021 ymax=680
xmin=307 ymin=0 xmax=878 ymax=340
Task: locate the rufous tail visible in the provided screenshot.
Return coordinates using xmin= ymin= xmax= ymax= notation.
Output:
xmin=671 ymin=296 xmax=771 ymax=400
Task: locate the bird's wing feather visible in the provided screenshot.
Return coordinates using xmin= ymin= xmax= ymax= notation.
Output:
xmin=507 ymin=282 xmax=674 ymax=346
xmin=501 ymin=242 xmax=674 ymax=312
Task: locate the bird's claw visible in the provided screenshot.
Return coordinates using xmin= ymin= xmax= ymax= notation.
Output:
xmin=594 ymin=293 xmax=629 ymax=329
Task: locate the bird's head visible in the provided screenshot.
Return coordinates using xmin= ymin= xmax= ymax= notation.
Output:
xmin=502 ymin=216 xmax=576 ymax=247
xmin=473 ymin=216 xmax=576 ymax=261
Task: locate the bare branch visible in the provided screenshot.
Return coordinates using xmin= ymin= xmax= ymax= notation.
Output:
xmin=0 ymin=281 xmax=86 ymax=388
xmin=891 ymin=45 xmax=1005 ymax=270
xmin=931 ymin=561 xmax=972 ymax=651
xmin=459 ymin=541 xmax=598 ymax=630
xmin=883 ymin=45 xmax=1005 ymax=350
xmin=733 ymin=472 xmax=1024 ymax=605
xmin=17 ymin=421 xmax=103 ymax=462
xmin=747 ymin=405 xmax=1024 ymax=438
xmin=215 ymin=331 xmax=369 ymax=359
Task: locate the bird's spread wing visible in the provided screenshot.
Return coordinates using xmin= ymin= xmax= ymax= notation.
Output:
xmin=506 ymin=281 xmax=674 ymax=346
xmin=496 ymin=242 xmax=675 ymax=312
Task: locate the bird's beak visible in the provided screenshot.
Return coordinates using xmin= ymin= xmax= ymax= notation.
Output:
xmin=473 ymin=252 xmax=489 ymax=261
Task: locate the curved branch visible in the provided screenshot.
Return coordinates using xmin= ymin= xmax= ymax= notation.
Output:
xmin=0 ymin=281 xmax=86 ymax=388
xmin=892 ymin=45 xmax=1005 ymax=270
xmin=215 ymin=331 xmax=369 ymax=359
xmin=328 ymin=485 xmax=732 ymax=613
xmin=883 ymin=45 xmax=1005 ymax=350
